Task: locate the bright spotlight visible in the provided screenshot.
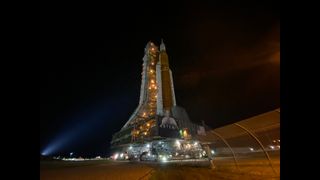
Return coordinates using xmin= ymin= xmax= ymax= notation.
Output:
xmin=161 ymin=156 xmax=167 ymax=162
xmin=114 ymin=153 xmax=119 ymax=160
xmin=186 ymin=144 xmax=191 ymax=149
xmin=175 ymin=140 xmax=180 ymax=146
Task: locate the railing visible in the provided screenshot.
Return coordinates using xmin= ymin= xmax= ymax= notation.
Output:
xmin=196 ymin=108 xmax=280 ymax=178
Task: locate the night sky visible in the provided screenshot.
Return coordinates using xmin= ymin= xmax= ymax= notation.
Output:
xmin=40 ymin=1 xmax=279 ymax=157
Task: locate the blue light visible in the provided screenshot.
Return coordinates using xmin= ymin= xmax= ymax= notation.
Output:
xmin=41 ymin=96 xmax=128 ymax=156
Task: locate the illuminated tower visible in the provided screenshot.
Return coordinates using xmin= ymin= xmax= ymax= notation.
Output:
xmin=111 ymin=40 xmax=200 ymax=148
xmin=121 ymin=41 xmax=158 ymax=130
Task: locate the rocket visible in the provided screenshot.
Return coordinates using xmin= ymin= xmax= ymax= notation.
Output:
xmin=122 ymin=39 xmax=176 ymax=129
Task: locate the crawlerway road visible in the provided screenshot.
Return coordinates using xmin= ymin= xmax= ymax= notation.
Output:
xmin=40 ymin=160 xmax=155 ymax=180
xmin=40 ymin=159 xmax=219 ymax=180
xmin=40 ymin=159 xmax=279 ymax=180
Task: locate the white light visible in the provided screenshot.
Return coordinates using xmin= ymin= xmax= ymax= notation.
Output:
xmin=277 ymin=145 xmax=280 ymax=149
xmin=148 ymin=152 xmax=151 ymax=156
xmin=120 ymin=153 xmax=124 ymax=158
xmin=270 ymin=145 xmax=275 ymax=149
xmin=211 ymin=150 xmax=215 ymax=154
xmin=146 ymin=144 xmax=150 ymax=148
xmin=114 ymin=153 xmax=119 ymax=160
xmin=278 ymin=139 xmax=280 ymax=142
xmin=186 ymin=144 xmax=191 ymax=149
xmin=161 ymin=156 xmax=167 ymax=162
xmin=249 ymin=148 xmax=254 ymax=151
xmin=175 ymin=140 xmax=180 ymax=146
xmin=194 ymin=142 xmax=198 ymax=146
xmin=202 ymin=150 xmax=206 ymax=155
xmin=129 ymin=146 xmax=133 ymax=150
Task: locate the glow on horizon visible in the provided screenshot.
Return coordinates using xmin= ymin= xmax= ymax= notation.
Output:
xmin=41 ymin=99 xmax=120 ymax=156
